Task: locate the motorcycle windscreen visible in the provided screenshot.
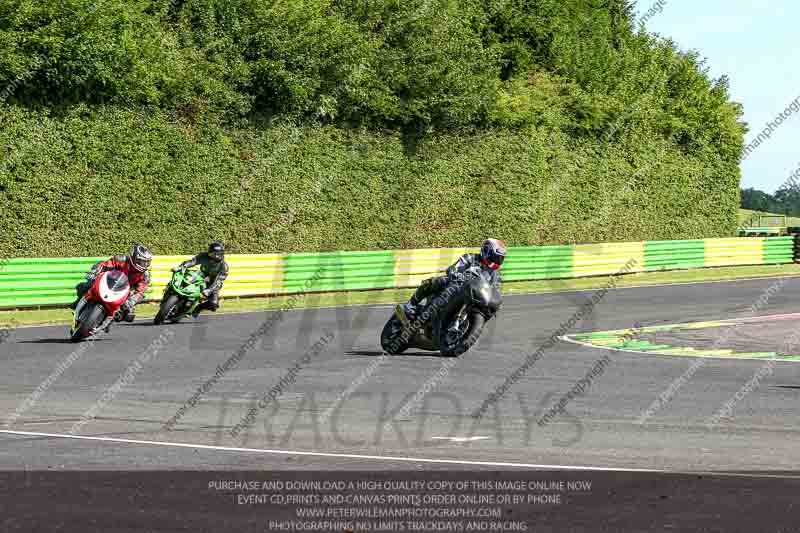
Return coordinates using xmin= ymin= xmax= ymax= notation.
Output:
xmin=99 ymin=271 xmax=130 ymax=303
xmin=470 ymin=278 xmax=502 ymax=315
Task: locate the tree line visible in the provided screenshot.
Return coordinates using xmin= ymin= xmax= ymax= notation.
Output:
xmin=0 ymin=0 xmax=748 ymax=256
xmin=741 ymin=187 xmax=800 ymax=217
xmin=0 ymin=0 xmax=743 ymax=157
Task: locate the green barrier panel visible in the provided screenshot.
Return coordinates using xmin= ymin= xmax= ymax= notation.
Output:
xmin=763 ymin=255 xmax=795 ymax=264
xmin=0 ymin=258 xmax=105 ymax=307
xmin=0 ymin=237 xmax=795 ymax=309
xmin=495 ymin=245 xmax=575 ymax=281
xmin=644 ymin=240 xmax=706 ymax=272
xmin=0 ymin=296 xmax=74 ymax=308
xmin=762 ymin=236 xmax=794 ymax=244
xmin=283 ymin=250 xmax=397 ymax=294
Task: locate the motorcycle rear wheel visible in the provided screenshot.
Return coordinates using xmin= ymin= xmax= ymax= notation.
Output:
xmin=380 ymin=315 xmax=411 ymax=355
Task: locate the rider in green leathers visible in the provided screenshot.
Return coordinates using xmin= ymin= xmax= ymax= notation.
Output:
xmin=172 ymin=241 xmax=229 ymax=317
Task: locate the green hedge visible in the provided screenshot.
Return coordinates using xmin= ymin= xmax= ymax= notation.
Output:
xmin=0 ymin=105 xmax=738 ymax=258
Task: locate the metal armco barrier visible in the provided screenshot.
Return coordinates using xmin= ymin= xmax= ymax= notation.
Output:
xmin=0 ymin=237 xmax=794 ymax=309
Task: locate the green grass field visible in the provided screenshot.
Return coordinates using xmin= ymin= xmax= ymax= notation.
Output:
xmin=738 ymin=208 xmax=800 ymax=227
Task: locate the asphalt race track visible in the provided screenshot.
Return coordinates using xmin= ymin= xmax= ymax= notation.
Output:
xmin=4 ymin=275 xmax=800 ymax=473
xmin=7 ymin=277 xmax=800 ymax=531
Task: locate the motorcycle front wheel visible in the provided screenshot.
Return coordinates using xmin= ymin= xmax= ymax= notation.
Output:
xmin=439 ymin=311 xmax=486 ymax=357
xmin=70 ymin=304 xmax=105 ymax=342
xmin=155 ymin=294 xmax=182 ymax=325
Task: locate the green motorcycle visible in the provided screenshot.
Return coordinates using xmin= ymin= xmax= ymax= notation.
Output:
xmin=154 ymin=268 xmax=207 ymax=324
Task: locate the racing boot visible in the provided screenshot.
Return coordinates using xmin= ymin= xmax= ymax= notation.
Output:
xmin=192 ymin=301 xmax=210 ymax=319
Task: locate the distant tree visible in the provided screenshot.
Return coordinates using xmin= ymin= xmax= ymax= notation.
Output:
xmin=773 ymin=186 xmax=800 ymax=217
xmin=740 ymin=187 xmax=775 ymax=212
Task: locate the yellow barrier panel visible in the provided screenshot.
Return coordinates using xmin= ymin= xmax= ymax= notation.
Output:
xmin=393 ymin=248 xmax=475 ymax=288
xmin=704 ymin=238 xmax=764 ymax=267
xmin=572 ymin=242 xmax=646 ymax=277
xmin=144 ymin=254 xmax=284 ymax=300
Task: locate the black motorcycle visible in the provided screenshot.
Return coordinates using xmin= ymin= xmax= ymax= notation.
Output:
xmin=380 ymin=267 xmax=502 ymax=357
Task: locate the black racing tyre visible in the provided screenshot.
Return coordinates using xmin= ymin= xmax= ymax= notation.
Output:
xmin=380 ymin=315 xmax=411 ymax=355
xmin=439 ymin=311 xmax=485 ymax=357
xmin=71 ymin=304 xmax=106 ymax=342
xmin=155 ymin=294 xmax=181 ymax=325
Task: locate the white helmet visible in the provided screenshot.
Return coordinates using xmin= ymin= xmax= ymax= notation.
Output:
xmin=480 ymin=238 xmax=506 ymax=270
xmin=128 ymin=244 xmax=153 ymax=272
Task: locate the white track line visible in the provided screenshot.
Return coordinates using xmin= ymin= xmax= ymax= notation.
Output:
xmin=4 ymin=428 xmax=800 ymax=479
xmin=0 ymin=428 xmax=661 ymax=472
xmin=726 ymin=312 xmax=800 ymax=323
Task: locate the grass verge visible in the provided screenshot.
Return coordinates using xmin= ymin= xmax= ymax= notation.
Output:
xmin=738 ymin=208 xmax=800 ymax=227
xmin=3 ymin=263 xmax=800 ymax=327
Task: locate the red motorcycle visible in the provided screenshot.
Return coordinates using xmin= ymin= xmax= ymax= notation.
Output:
xmin=70 ymin=270 xmax=131 ymax=342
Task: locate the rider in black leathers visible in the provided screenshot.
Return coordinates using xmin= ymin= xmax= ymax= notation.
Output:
xmin=401 ymin=238 xmax=506 ymax=318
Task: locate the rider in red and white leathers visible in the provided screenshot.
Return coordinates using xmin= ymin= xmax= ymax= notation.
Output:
xmin=70 ymin=244 xmax=153 ymax=322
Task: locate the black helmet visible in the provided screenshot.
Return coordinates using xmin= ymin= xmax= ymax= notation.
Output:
xmin=480 ymin=238 xmax=506 ymax=270
xmin=208 ymin=241 xmax=225 ymax=263
xmin=128 ymin=244 xmax=153 ymax=272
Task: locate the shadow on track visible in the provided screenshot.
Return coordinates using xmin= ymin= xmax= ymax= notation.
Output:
xmin=124 ymin=321 xmax=197 ymax=327
xmin=346 ymin=350 xmax=448 ymax=359
xmin=17 ymin=338 xmax=112 ymax=344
